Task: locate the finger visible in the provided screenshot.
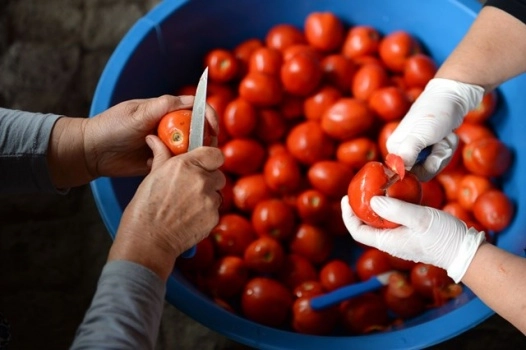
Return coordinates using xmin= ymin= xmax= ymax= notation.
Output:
xmin=187 ymin=147 xmax=225 ymax=172
xmin=340 ymin=197 xmax=381 ymax=246
xmin=145 ymin=135 xmax=172 ymax=170
xmin=139 ymin=95 xmax=195 ymax=127
xmin=412 ymin=133 xmax=458 ymax=181
xmin=370 ymin=196 xmax=431 ymax=231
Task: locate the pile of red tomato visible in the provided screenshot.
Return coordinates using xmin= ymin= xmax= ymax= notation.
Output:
xmin=174 ymin=11 xmax=514 ymax=335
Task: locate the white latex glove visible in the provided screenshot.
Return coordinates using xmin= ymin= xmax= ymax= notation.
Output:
xmin=341 ymin=195 xmax=486 ymax=283
xmin=387 ymin=78 xmax=484 ymax=181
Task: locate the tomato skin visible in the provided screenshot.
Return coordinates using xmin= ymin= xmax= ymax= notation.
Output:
xmin=303 ymin=85 xmax=342 ymax=121
xmin=436 ymin=167 xmax=468 ymax=202
xmin=233 ymin=38 xmax=264 ymax=77
xmin=255 ymin=108 xmax=288 ymax=145
xmin=244 ymin=236 xmax=286 ymax=274
xmin=378 ymin=30 xmax=421 ymax=72
xmin=281 ymin=50 xmax=323 ymax=96
xmin=321 ymin=54 xmax=357 ymax=93
xmin=339 ymin=293 xmax=390 ymax=334
xmin=336 ymin=137 xmax=380 ymax=170
xmin=355 ymin=248 xmax=393 ymax=281
xmin=455 ymin=122 xmax=495 ymax=145
xmin=462 ymin=137 xmax=512 ymax=177
xmin=241 ymin=277 xmax=293 ymax=327
xmin=377 ymin=121 xmax=400 ymax=159
xmin=263 ymin=151 xmax=302 ymax=195
xmin=385 ymin=171 xmax=422 ymax=204
xmin=157 ymin=110 xmax=192 ymax=155
xmin=206 ymin=255 xmax=249 ymax=299
xmin=239 ymin=71 xmax=283 ymax=107
xmin=232 ymin=174 xmax=273 ymax=213
xmin=319 ymin=259 xmax=356 ymax=291
xmin=221 ymin=138 xmax=266 ymax=176
xmin=248 ymin=46 xmax=283 ymax=76
xmin=342 ymin=25 xmax=381 ymax=59
xmin=464 ymin=90 xmax=498 ymax=124
xmin=442 ymin=201 xmax=473 ymax=223
xmin=223 ymin=97 xmax=258 ymax=138
xmin=457 ymin=174 xmax=494 ymax=211
xmin=368 ymin=86 xmax=411 ymax=122
xmin=265 ymin=24 xmax=306 ymax=52
xmin=205 ymin=48 xmax=239 ymax=83
xmin=321 ymin=98 xmax=375 ymax=141
xmin=304 ymin=11 xmax=345 ymax=52
xmin=293 ymin=280 xmax=326 ymax=299
xmin=211 ymin=214 xmax=257 ymax=257
xmin=420 ymin=178 xmax=445 ymax=209
xmin=351 ymin=63 xmax=390 ymax=101
xmin=473 ymin=189 xmax=514 ymax=232
xmin=403 ymin=53 xmax=437 ymax=89
xmin=251 ymin=198 xmax=297 ymax=241
xmin=286 ymin=121 xmax=335 ymax=165
xmin=277 ymin=253 xmax=319 ymax=289
xmin=296 ymin=188 xmax=331 ymax=224
xmin=292 ymin=297 xmax=339 ymax=335
xmin=307 ymin=160 xmax=354 ymax=199
xmin=289 ymin=223 xmax=334 ymax=264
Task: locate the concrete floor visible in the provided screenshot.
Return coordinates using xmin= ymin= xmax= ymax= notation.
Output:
xmin=0 ymin=0 xmax=525 ymax=349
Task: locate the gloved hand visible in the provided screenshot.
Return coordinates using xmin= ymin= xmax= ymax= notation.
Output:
xmin=387 ymin=78 xmax=484 ymax=181
xmin=341 ymin=195 xmax=486 ymax=283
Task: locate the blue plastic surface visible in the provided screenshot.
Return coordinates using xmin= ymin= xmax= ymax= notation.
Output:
xmin=89 ymin=0 xmax=526 ymax=348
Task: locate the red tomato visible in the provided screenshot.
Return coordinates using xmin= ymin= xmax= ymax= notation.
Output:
xmin=464 ymin=90 xmax=498 ymax=124
xmin=403 ymin=53 xmax=437 ymax=88
xmin=176 ymin=236 xmax=215 ymax=273
xmin=255 ymin=108 xmax=288 ymax=144
xmin=368 ymin=86 xmax=411 ymax=122
xmin=384 ymin=153 xmax=406 ymax=179
xmin=232 ymin=174 xmax=273 ymax=212
xmin=321 ymin=98 xmax=375 ymax=140
xmin=265 ymin=24 xmax=306 ymax=52
xmin=233 ymin=38 xmax=264 ymax=77
xmin=244 ymin=236 xmax=286 ymax=274
xmin=351 ymin=63 xmax=390 ymax=101
xmin=325 ymin=199 xmax=351 ymax=236
xmin=211 ymin=214 xmax=257 ymax=256
xmin=279 ymin=94 xmax=304 ymax=121
xmin=303 ymin=85 xmax=342 ymax=121
xmin=304 ymin=11 xmax=345 ymax=52
xmin=248 ymin=46 xmax=283 ymax=76
xmin=473 ymin=189 xmax=514 ymax=232
xmin=307 ymin=160 xmax=354 ymax=199
xmin=219 ymin=174 xmax=234 ymax=215
xmin=406 ymin=86 xmax=424 ymax=103
xmin=442 ymin=201 xmax=474 ymax=223
xmin=293 ymin=280 xmax=326 ymax=299
xmin=410 ymin=263 xmax=457 ymax=306
xmin=158 ymin=110 xmax=210 ymax=155
xmin=251 ymin=198 xmax=297 ymax=241
xmin=277 ymin=254 xmax=319 ymax=289
xmin=204 ymin=48 xmax=239 ymax=83
xmin=282 ymin=44 xmax=321 ymax=62
xmin=221 ymin=138 xmax=266 ymax=176
xmin=462 ymin=137 xmax=512 ymax=177
xmin=457 ymin=174 xmax=494 ymax=211
xmin=205 ymin=255 xmax=249 ymax=298
xmin=377 ymin=121 xmax=400 ymax=159
xmin=292 ymin=297 xmax=339 ymax=335
xmin=320 ymin=54 xmax=357 ymax=93
xmin=455 ymin=122 xmax=495 ymax=145
xmin=420 ymin=178 xmax=445 ymax=209
xmin=383 ymin=271 xmax=426 ymax=319
xmin=286 ymin=121 xmax=335 ymax=165
xmin=355 ymin=248 xmax=393 ymax=281
xmin=319 ymin=259 xmax=356 ymax=291
xmin=336 ymin=137 xmax=380 ymax=170
xmin=347 ymin=161 xmax=422 ymax=229
xmin=296 ymin=188 xmax=331 ymax=224
xmin=238 ymin=71 xmax=283 ymax=107
xmin=339 ymin=293 xmax=390 ymax=334
xmin=263 ymin=151 xmax=302 ymax=194
xmin=436 ymin=167 xmax=468 ymax=202
xmin=223 ymin=97 xmax=257 ymax=138
xmin=342 ymin=25 xmax=381 ymax=59
xmin=281 ymin=49 xmax=323 ymax=96
xmin=241 ymin=277 xmax=293 ymax=327
xmin=378 ymin=30 xmax=421 ymax=73
xmin=386 ymin=255 xmax=417 ymax=271
xmin=289 ymin=223 xmax=334 ymax=264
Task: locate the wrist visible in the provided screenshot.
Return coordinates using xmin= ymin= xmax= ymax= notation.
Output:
xmin=424 ymin=78 xmax=485 ymax=116
xmin=446 ymin=227 xmax=486 ymax=283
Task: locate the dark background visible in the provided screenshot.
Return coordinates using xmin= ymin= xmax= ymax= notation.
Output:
xmin=0 ymin=0 xmax=524 ymax=349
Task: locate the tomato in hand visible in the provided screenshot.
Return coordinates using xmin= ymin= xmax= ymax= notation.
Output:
xmin=296 ymin=188 xmax=331 ymax=224
xmin=251 ymin=198 xmax=297 ymax=241
xmin=244 ymin=236 xmax=286 ymax=274
xmin=319 ymin=259 xmax=356 ymax=291
xmin=378 ymin=30 xmax=420 ymax=72
xmin=292 ymin=297 xmax=339 ymax=335
xmin=289 ymin=223 xmax=334 ymax=264
xmin=307 ymin=160 xmax=354 ymax=199
xmin=158 ymin=110 xmax=211 ymax=155
xmin=462 ymin=137 xmax=512 ymax=177
xmin=355 ymin=248 xmax=393 ymax=281
xmin=232 ymin=174 xmax=273 ymax=213
xmin=204 ymin=48 xmax=239 ymax=83
xmin=286 ymin=120 xmax=335 ymax=165
xmin=304 ymin=11 xmax=345 ymax=52
xmin=342 ymin=25 xmax=381 ymax=59
xmin=205 ymin=255 xmax=249 ymax=299
xmin=211 ymin=214 xmax=257 ymax=257
xmin=473 ymin=189 xmax=514 ymax=232
xmin=321 ymin=97 xmax=375 ymax=141
xmin=464 ymin=90 xmax=498 ymax=124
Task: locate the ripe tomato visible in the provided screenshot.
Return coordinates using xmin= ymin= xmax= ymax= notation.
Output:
xmin=204 ymin=48 xmax=239 ymax=83
xmin=238 ymin=71 xmax=283 ymax=107
xmin=342 ymin=25 xmax=381 ymax=59
xmin=286 ymin=121 xmax=335 ymax=165
xmin=233 ymin=38 xmax=264 ymax=77
xmin=251 ymin=198 xmax=296 ymax=241
xmin=355 ymin=248 xmax=393 ymax=281
xmin=232 ymin=174 xmax=273 ymax=212
xmin=351 ymin=63 xmax=390 ymax=101
xmin=219 ymin=174 xmax=234 ymax=214
xmin=403 ymin=53 xmax=437 ymax=88
xmin=289 ymin=223 xmax=334 ymax=264
xmin=293 ymin=280 xmax=326 ymax=299
xmin=436 ymin=167 xmax=468 ymax=202
xmin=248 ymin=46 xmax=283 ymax=76
xmin=410 ymin=263 xmax=456 ymax=305
xmin=339 ymin=293 xmax=390 ymax=334
xmin=386 ymin=255 xmax=417 ymax=271
xmin=277 ymin=253 xmax=319 ymax=289
xmin=420 ymin=178 xmax=445 ymax=209
xmin=279 ymin=94 xmax=304 ymax=120
xmin=304 ymin=11 xmax=344 ymax=52
xmin=292 ymin=297 xmax=339 ymax=335
xmin=158 ymin=110 xmax=210 ymax=155
xmin=455 ymin=122 xmax=495 ymax=145
xmin=307 ymin=160 xmax=354 ymax=199
xmin=368 ymin=86 xmax=411 ymax=122
xmin=281 ymin=49 xmax=323 ymax=96
xmin=303 ymin=85 xmax=342 ymax=121
xmin=205 ymin=255 xmax=249 ymax=298
xmin=263 ymin=151 xmax=302 ymax=194
xmin=321 ymin=98 xmax=375 ymax=140
xmin=319 ymin=259 xmax=356 ymax=291
xmin=241 ymin=277 xmax=293 ymax=327
xmin=221 ymin=138 xmax=266 ymax=176
xmin=336 ymin=137 xmax=380 ymax=170
xmin=244 ymin=236 xmax=286 ymax=274
xmin=464 ymin=90 xmax=498 ymax=124
xmin=383 ymin=271 xmax=426 ymax=319
xmin=320 ymin=54 xmax=357 ymax=93
xmin=462 ymin=137 xmax=512 ymax=177
xmin=325 ymin=199 xmax=350 ymax=236
xmin=347 ymin=161 xmax=422 ymax=229
xmin=211 ymin=214 xmax=257 ymax=256
xmin=265 ymin=24 xmax=306 ymax=52
xmin=296 ymin=188 xmax=331 ymax=224
xmin=254 ymin=108 xmax=288 ymax=144
xmin=378 ymin=30 xmax=421 ymax=72
xmin=176 ymin=236 xmax=215 ymax=273
xmin=223 ymin=97 xmax=257 ymax=138
xmin=473 ymin=189 xmax=514 ymax=232
xmin=457 ymin=174 xmax=494 ymax=211
xmin=442 ymin=201 xmax=473 ymax=223
xmin=377 ymin=120 xmax=400 ymax=159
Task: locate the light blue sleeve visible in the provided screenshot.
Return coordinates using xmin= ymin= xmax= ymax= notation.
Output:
xmin=70 ymin=260 xmax=166 ymax=350
xmin=0 ymin=107 xmax=62 ymax=194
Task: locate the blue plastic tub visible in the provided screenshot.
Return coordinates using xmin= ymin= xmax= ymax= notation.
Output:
xmin=89 ymin=0 xmax=526 ymax=348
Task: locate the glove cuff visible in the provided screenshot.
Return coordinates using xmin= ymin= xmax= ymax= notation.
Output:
xmin=425 ymin=78 xmax=485 ymax=119
xmin=447 ymin=228 xmax=486 ymax=283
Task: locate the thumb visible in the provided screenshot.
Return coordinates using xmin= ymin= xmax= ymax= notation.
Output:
xmin=145 ymin=135 xmax=172 ymax=170
xmin=370 ymin=196 xmax=431 ymax=231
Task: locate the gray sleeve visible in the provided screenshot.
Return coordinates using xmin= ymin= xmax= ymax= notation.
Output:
xmin=0 ymin=107 xmax=62 ymax=194
xmin=70 ymin=260 xmax=167 ymax=350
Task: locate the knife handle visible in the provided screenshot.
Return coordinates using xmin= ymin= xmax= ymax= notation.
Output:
xmin=416 ymin=145 xmax=432 ymax=164
xmin=309 ymin=277 xmax=384 ymax=310
xmin=181 ymin=246 xmax=197 ymax=258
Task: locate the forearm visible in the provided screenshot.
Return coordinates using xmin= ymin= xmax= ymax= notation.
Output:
xmin=436 ymin=5 xmax=526 ymax=91
xmin=462 ymin=243 xmax=526 ymax=334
